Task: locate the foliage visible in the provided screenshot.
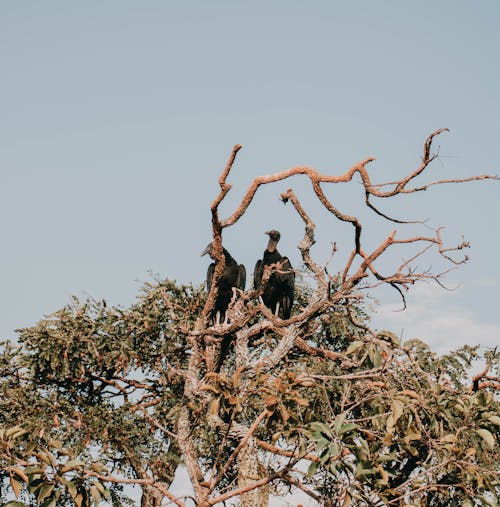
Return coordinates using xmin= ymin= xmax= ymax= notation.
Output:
xmin=0 ymin=279 xmax=499 ymax=506
xmin=0 ymin=280 xmax=204 ymax=506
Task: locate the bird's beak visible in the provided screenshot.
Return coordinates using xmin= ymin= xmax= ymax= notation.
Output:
xmin=265 ymin=231 xmax=271 ymax=236
xmin=200 ymin=245 xmax=210 ymax=257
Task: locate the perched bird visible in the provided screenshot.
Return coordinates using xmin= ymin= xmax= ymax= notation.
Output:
xmin=201 ymin=242 xmax=246 ymax=324
xmin=253 ymin=230 xmax=295 ymax=319
xmin=201 ymin=243 xmax=246 ymax=372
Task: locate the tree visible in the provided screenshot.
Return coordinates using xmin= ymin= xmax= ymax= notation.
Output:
xmin=1 ymin=129 xmax=499 ymax=507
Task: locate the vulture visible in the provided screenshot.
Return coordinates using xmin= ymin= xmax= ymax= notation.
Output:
xmin=201 ymin=242 xmax=246 ymax=324
xmin=253 ymin=230 xmax=295 ymax=319
xmin=201 ymin=243 xmax=246 ymax=372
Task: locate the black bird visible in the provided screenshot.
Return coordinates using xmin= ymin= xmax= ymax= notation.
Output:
xmin=201 ymin=243 xmax=246 ymax=372
xmin=253 ymin=230 xmax=295 ymax=319
xmin=201 ymin=242 xmax=246 ymax=324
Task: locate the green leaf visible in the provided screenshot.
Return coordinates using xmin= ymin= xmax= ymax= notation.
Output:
xmin=329 ymin=442 xmax=340 ymax=458
xmin=377 ymin=330 xmax=400 ymax=345
xmin=354 ymin=461 xmax=376 ymax=479
xmin=93 ymin=479 xmax=110 ymax=500
xmin=368 ymin=345 xmax=382 ymax=368
xmin=3 ymin=502 xmax=28 ymax=507
xmin=24 ymin=466 xmax=44 ymax=475
xmin=346 ymin=340 xmax=364 ymax=355
xmin=488 ymin=415 xmax=500 ymax=426
xmin=90 ymin=484 xmax=102 ymax=505
xmin=337 ymin=422 xmax=358 ymax=436
xmin=329 ymin=460 xmax=338 ymax=474
xmin=9 ymin=474 xmax=23 ymax=498
xmin=358 ymin=437 xmax=370 ymax=456
xmin=377 ymin=452 xmax=398 ymax=463
xmin=390 ymin=399 xmax=405 ymax=424
xmin=441 ymin=434 xmax=457 ymax=444
xmin=28 ymin=477 xmax=46 ymax=494
xmin=38 ymin=483 xmax=54 ymax=503
xmin=334 ymin=413 xmax=347 ymax=434
xmin=40 ymin=498 xmax=57 ymax=507
xmin=60 ymin=459 xmax=84 ymax=473
xmin=309 ymin=421 xmax=332 ymax=436
xmin=65 ymin=480 xmax=78 ymax=499
xmin=314 ymin=436 xmax=329 ymax=452
xmin=307 ymin=461 xmax=318 ymax=478
xmin=320 ymin=449 xmax=331 ymax=464
xmin=476 ymin=428 xmax=495 ymax=449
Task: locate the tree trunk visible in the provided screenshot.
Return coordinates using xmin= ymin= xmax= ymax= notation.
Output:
xmin=238 ymin=437 xmax=269 ymax=507
xmin=140 ymin=485 xmax=163 ymax=507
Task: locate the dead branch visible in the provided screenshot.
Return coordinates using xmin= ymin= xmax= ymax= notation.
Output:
xmin=294 ymin=336 xmax=347 ymax=362
xmin=471 ymin=363 xmax=500 ymax=392
xmin=206 ymin=456 xmax=302 ymax=506
xmin=85 ymin=471 xmax=186 ymax=507
xmin=280 ymin=473 xmax=324 ymax=503
xmin=176 ymin=130 xmax=499 ymax=507
xmin=203 ymin=144 xmax=243 ymax=322
xmin=280 ymin=188 xmax=325 ymax=284
xmin=256 ymin=439 xmax=321 ymax=464
xmin=209 ymin=409 xmax=272 ymax=492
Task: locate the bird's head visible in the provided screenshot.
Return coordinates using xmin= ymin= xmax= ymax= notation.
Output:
xmin=200 ymin=242 xmax=214 ymax=259
xmin=201 ymin=242 xmax=227 ymax=260
xmin=265 ymin=230 xmax=281 ymax=242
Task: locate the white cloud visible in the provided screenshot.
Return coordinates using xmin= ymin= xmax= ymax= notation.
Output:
xmin=371 ymin=283 xmax=500 ymax=354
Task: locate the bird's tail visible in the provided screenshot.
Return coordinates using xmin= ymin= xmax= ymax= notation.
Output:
xmin=212 ymin=334 xmax=233 ymax=373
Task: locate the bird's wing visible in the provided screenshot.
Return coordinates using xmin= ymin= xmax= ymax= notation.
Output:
xmin=253 ymin=259 xmax=263 ymax=289
xmin=206 ymin=263 xmax=215 ymax=292
xmin=237 ymin=264 xmax=246 ymax=290
xmin=280 ymin=257 xmax=295 ymax=318
xmin=280 ymin=257 xmax=294 ymax=280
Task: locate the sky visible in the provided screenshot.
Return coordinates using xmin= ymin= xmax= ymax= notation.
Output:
xmin=2 ymin=1 xmax=499 ymax=353
xmin=1 ymin=1 xmax=499 ymax=505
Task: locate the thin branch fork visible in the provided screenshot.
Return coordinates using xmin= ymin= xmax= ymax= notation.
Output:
xmin=471 ymin=363 xmax=500 ymax=392
xmin=203 ymin=144 xmax=243 ymax=322
xmin=280 ymin=473 xmax=323 ymax=503
xmin=218 ymin=129 xmax=497 ymax=250
xmin=294 ymin=336 xmax=346 ymax=362
xmin=389 ymin=128 xmax=449 ymax=195
xmin=211 ymin=144 xmax=242 ymax=213
xmin=85 ymin=470 xmax=186 ymax=507
xmin=220 ymin=159 xmax=374 ymax=228
xmin=206 ymin=455 xmax=302 ymax=506
xmin=368 ymin=129 xmax=499 ymax=194
xmin=256 ymin=439 xmax=321 ymax=464
xmin=281 ymin=188 xmax=325 ymax=283
xmin=340 ymin=226 xmax=470 ymax=307
xmin=206 ymin=470 xmax=278 ymax=506
xmin=365 ymin=128 xmax=498 ymax=222
xmin=392 ymin=458 xmax=455 ymax=493
xmin=208 ymin=409 xmax=272 ymax=492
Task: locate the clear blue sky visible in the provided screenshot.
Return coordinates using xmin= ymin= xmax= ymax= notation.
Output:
xmin=1 ymin=1 xmax=499 ymax=355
